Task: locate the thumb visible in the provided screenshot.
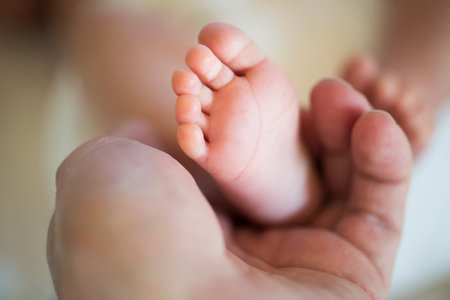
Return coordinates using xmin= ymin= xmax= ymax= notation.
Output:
xmin=47 ymin=133 xmax=225 ymax=299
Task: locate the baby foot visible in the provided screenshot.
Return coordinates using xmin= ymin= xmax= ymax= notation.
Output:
xmin=172 ymin=23 xmax=321 ymax=225
xmin=342 ymin=55 xmax=435 ymax=157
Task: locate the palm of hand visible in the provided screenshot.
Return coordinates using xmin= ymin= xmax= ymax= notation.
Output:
xmin=169 ymin=100 xmax=411 ymax=300
xmin=177 ymin=188 xmax=386 ymax=300
xmin=47 ymin=82 xmax=411 ymax=300
xmin=219 ymin=212 xmax=381 ymax=300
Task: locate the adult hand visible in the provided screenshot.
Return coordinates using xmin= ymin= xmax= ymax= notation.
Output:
xmin=47 ymin=81 xmax=412 ymax=300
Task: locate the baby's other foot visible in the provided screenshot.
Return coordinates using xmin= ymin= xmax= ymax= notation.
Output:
xmin=172 ymin=23 xmax=321 ymax=225
xmin=343 ymin=55 xmax=435 ymax=157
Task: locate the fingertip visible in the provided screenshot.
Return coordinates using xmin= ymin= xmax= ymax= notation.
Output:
xmin=369 ymin=72 xmax=400 ymax=109
xmin=342 ymin=54 xmax=379 ymax=92
xmin=352 ymin=110 xmax=413 ymax=182
xmin=311 ymin=78 xmax=370 ymax=150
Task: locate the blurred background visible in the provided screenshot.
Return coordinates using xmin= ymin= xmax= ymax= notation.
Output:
xmin=0 ymin=0 xmax=449 ymax=299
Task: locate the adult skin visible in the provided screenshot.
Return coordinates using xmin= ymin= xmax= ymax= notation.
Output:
xmin=47 ymin=80 xmax=413 ymax=300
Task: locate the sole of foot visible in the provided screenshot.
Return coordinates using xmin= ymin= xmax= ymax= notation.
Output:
xmin=172 ymin=23 xmax=321 ymax=225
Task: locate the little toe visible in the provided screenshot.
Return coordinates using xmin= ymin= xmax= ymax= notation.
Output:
xmin=198 ymin=22 xmax=266 ymax=74
xmin=177 ymin=124 xmax=208 ymax=161
xmin=175 ymin=94 xmax=209 ymax=131
xmin=343 ymin=54 xmax=379 ymax=94
xmin=392 ymin=87 xmax=419 ymax=120
xmin=185 ymin=44 xmax=235 ymax=90
xmin=172 ymin=70 xmax=213 ymax=112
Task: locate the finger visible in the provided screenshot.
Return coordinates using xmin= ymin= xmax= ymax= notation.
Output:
xmin=310 ymin=79 xmax=371 ymax=199
xmin=300 ymin=107 xmax=321 ymax=158
xmin=48 ymin=137 xmax=225 ymax=298
xmin=368 ymin=71 xmax=401 ymax=110
xmin=342 ymin=54 xmax=379 ymax=94
xmin=335 ymin=111 xmax=413 ymax=284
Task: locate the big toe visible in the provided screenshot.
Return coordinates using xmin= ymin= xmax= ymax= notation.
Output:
xmin=198 ymin=22 xmax=266 ymax=73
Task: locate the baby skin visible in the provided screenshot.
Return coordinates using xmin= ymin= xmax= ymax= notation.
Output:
xmin=172 ymin=23 xmax=322 ymax=225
